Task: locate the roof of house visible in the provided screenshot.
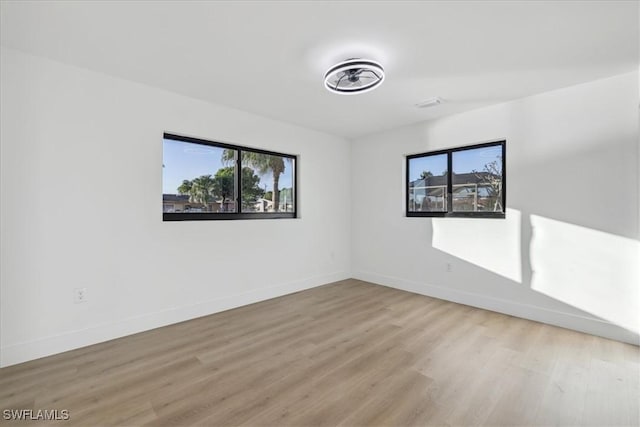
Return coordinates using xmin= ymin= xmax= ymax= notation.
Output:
xmin=163 ymin=194 xmax=190 ymax=202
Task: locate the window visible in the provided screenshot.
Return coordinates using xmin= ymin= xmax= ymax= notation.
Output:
xmin=163 ymin=133 xmax=296 ymax=221
xmin=406 ymin=141 xmax=505 ymax=218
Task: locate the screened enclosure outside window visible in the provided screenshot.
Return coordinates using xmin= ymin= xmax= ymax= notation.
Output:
xmin=163 ymin=133 xmax=297 ymax=221
xmin=406 ymin=141 xmax=505 ymax=218
xmin=408 ymin=153 xmax=448 ymax=213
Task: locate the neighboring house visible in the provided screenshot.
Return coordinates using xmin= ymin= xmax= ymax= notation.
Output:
xmin=408 ymin=172 xmax=501 ymax=212
xmin=253 ymin=188 xmax=294 ymax=212
xmin=254 ymin=198 xmax=271 ymax=212
xmin=162 ymin=194 xmax=236 ymax=213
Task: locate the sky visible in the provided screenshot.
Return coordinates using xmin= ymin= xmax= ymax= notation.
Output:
xmin=408 ymin=145 xmax=502 ymax=181
xmin=163 ymin=138 xmax=293 ymax=194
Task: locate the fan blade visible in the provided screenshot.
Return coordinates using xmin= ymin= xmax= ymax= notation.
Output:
xmin=333 ymin=74 xmax=346 ymax=90
xmin=362 ymin=69 xmax=382 ymax=80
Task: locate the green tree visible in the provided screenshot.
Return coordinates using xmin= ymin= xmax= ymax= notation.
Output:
xmin=213 ymin=167 xmax=235 ymax=212
xmin=177 ymin=179 xmax=192 ymax=195
xmin=211 ymin=167 xmax=266 ymax=211
xmin=191 ymin=175 xmax=217 ymax=211
xmin=178 ymin=166 xmax=264 ymax=214
xmin=241 ymin=167 xmax=265 ymax=210
xmin=222 ymin=150 xmax=288 ymax=212
xmin=178 ymin=167 xmax=265 ymax=212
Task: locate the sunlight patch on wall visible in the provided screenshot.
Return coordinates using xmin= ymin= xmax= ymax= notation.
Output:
xmin=530 ymin=215 xmax=640 ymax=333
xmin=432 ymin=208 xmax=522 ymax=283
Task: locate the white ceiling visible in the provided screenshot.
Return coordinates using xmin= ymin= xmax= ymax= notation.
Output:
xmin=1 ymin=1 xmax=638 ymax=139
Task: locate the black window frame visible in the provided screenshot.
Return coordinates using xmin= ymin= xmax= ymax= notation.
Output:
xmin=163 ymin=133 xmax=298 ymax=221
xmin=406 ymin=140 xmax=506 ymax=219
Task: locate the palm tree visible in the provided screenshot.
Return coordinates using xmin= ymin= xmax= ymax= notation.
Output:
xmin=222 ymin=149 xmax=288 ymax=212
xmin=177 ymin=175 xmax=216 ymax=211
xmin=177 ymin=179 xmax=192 ymax=195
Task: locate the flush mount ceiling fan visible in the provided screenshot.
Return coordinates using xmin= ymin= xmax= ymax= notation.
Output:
xmin=324 ymin=59 xmax=385 ymax=95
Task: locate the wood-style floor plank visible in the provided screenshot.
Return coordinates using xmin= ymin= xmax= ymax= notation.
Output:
xmin=0 ymin=279 xmax=638 ymax=426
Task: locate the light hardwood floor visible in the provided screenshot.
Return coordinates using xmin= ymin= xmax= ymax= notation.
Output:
xmin=1 ymin=279 xmax=638 ymax=426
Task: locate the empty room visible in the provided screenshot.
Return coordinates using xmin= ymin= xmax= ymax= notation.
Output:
xmin=0 ymin=1 xmax=638 ymax=426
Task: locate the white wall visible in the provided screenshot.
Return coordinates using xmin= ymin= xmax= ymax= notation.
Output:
xmin=0 ymin=48 xmax=351 ymax=367
xmin=1 ymin=48 xmax=638 ymax=368
xmin=351 ymin=72 xmax=640 ymax=344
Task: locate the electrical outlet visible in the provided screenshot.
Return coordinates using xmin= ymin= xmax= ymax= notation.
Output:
xmin=74 ymin=287 xmax=87 ymax=304
xmin=446 ymin=263 xmax=452 ymax=273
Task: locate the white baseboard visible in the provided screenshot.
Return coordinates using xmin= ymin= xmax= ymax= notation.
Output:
xmin=352 ymin=271 xmax=639 ymax=346
xmin=0 ymin=271 xmax=350 ymax=367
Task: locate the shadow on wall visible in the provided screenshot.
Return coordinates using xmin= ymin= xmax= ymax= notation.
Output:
xmin=530 ymin=215 xmax=640 ymax=334
xmin=432 ymin=208 xmax=523 ymax=283
xmin=431 ymin=210 xmax=639 ymax=335
xmin=428 ymin=107 xmax=639 ymax=336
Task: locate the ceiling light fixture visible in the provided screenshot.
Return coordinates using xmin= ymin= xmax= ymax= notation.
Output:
xmin=324 ymin=59 xmax=385 ymax=95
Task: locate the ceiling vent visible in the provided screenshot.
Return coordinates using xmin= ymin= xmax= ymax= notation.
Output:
xmin=416 ymin=97 xmax=443 ymax=108
xmin=324 ymin=59 xmax=385 ymax=95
